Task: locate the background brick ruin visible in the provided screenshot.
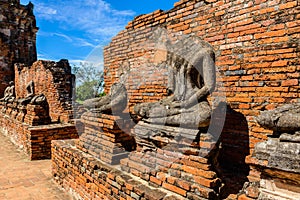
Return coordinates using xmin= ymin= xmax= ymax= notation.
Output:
xmin=0 ymin=59 xmax=78 ymax=160
xmin=15 ymin=60 xmax=75 ymax=123
xmin=0 ymin=1 xmax=78 ymax=160
xmin=0 ymin=0 xmax=38 ymax=96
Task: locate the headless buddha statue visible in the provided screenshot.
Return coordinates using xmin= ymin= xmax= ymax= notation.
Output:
xmin=134 ymin=37 xmax=216 ymax=128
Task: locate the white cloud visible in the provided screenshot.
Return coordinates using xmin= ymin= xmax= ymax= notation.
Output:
xmin=66 ymin=45 xmax=105 ymax=71
xmin=69 ymin=59 xmax=104 ymax=71
xmin=53 ymin=33 xmax=73 ymax=42
xmin=112 ymin=9 xmax=136 ymax=16
xmin=37 ymin=50 xmax=55 ymax=61
xmin=73 ymin=38 xmax=96 ymax=48
xmin=34 ymin=0 xmax=135 ymax=39
xmin=84 ymin=45 xmax=104 ymax=70
xmin=37 ymin=31 xmax=97 ymax=48
xmin=34 ymin=3 xmax=57 ymax=20
xmin=92 ymin=26 xmax=126 ymax=37
xmin=68 ymin=59 xmax=87 ymax=66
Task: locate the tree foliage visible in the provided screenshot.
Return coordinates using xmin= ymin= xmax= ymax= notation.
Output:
xmin=72 ymin=62 xmax=104 ymax=102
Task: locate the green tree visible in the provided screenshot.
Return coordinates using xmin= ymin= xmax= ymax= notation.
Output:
xmin=72 ymin=62 xmax=104 ymax=102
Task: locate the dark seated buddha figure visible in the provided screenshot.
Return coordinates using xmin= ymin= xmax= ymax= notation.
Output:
xmin=18 ymin=81 xmax=46 ymax=106
xmin=0 ymin=81 xmax=15 ymax=103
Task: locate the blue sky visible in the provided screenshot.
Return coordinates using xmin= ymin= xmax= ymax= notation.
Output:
xmin=20 ymin=0 xmax=177 ymax=69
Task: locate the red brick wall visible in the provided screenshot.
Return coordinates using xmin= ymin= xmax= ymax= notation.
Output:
xmin=14 ymin=60 xmax=74 ymax=123
xmin=52 ymin=139 xmax=190 ymax=200
xmin=0 ymin=110 xmax=78 ymax=160
xmin=50 ymin=1 xmax=300 ymax=199
xmin=103 ymin=0 xmax=299 ymax=166
xmin=0 ymin=0 xmax=38 ymax=95
xmin=103 ymin=46 xmax=169 ymax=113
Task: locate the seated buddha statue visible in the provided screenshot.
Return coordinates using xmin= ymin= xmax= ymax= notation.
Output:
xmin=134 ymin=37 xmax=216 ymax=129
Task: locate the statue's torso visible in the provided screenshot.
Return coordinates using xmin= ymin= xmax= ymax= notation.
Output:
xmin=173 ymin=65 xmax=203 ymax=101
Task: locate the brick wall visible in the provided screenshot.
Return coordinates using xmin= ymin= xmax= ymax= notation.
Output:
xmin=0 ymin=0 xmax=38 ymax=95
xmin=0 ymin=57 xmax=77 ymax=160
xmin=51 ymin=0 xmax=299 ymax=199
xmin=52 ymin=139 xmax=195 ymax=200
xmin=14 ymin=60 xmax=74 ymax=123
xmin=103 ymin=0 xmax=299 ymax=179
xmin=0 ymin=106 xmax=78 ymax=160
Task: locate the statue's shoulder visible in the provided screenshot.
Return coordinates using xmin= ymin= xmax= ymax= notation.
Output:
xmin=110 ymin=82 xmax=126 ymax=95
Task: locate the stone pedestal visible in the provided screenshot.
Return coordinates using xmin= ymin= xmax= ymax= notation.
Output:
xmin=52 ymin=112 xmax=206 ymax=200
xmin=246 ymin=132 xmax=300 ymax=200
xmin=121 ymin=121 xmax=222 ymax=199
xmin=76 ymin=112 xmax=135 ymax=165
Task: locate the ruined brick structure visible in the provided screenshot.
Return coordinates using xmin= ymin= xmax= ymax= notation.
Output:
xmin=0 ymin=0 xmax=38 ymax=96
xmin=0 ymin=1 xmax=79 ymax=160
xmin=15 ymin=60 xmax=74 ymax=123
xmin=52 ymin=0 xmax=300 ymax=199
xmin=0 ymin=60 xmax=78 ymax=160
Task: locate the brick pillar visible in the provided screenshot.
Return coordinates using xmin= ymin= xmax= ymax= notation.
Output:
xmin=76 ymin=112 xmax=135 ymax=165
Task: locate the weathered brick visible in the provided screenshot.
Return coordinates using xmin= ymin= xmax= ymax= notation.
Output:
xmin=238 ymin=194 xmax=256 ymax=200
xmin=282 ymin=79 xmax=299 ymax=86
xmin=182 ymin=165 xmax=217 ymax=179
xmin=162 ymin=183 xmax=187 ymax=197
xmin=254 ymin=30 xmax=286 ymax=39
xmin=175 ymin=179 xmax=191 ymax=191
xmin=286 ymin=21 xmax=300 ymax=28
xmin=271 ymin=60 xmax=288 ymax=67
xmin=150 ymin=176 xmax=162 ymax=186
xmin=279 ymin=1 xmax=298 ymax=10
